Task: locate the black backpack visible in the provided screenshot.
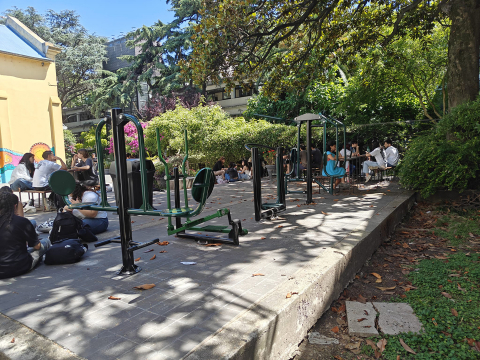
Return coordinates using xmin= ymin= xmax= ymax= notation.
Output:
xmin=49 ymin=211 xmax=84 ymax=244
xmin=44 ymin=239 xmax=88 ymax=265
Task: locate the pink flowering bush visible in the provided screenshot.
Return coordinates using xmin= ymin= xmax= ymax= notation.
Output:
xmin=108 ymin=121 xmax=150 ymax=155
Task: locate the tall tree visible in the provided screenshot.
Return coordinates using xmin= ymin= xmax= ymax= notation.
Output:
xmin=3 ymin=7 xmax=107 ymax=108
xmin=187 ymin=0 xmax=479 ymax=110
xmin=90 ymin=0 xmax=204 ymax=116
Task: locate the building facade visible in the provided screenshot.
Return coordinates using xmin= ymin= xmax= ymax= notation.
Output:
xmin=0 ymin=16 xmax=64 ymax=183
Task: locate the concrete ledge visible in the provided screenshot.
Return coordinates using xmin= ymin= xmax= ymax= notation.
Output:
xmin=169 ymin=177 xmax=195 ymax=190
xmin=184 ymin=191 xmax=416 ymax=360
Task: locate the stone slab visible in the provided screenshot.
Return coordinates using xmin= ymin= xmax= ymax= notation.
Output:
xmin=345 ymin=301 xmax=379 ymax=337
xmin=373 ymin=302 xmax=423 ymax=335
xmin=307 ymin=332 xmax=339 ymax=345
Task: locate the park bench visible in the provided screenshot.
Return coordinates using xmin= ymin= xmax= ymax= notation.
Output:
xmin=15 ymin=189 xmax=52 ymax=211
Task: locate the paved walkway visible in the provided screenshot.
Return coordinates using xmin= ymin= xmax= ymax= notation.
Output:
xmin=0 ymin=179 xmax=413 ymax=360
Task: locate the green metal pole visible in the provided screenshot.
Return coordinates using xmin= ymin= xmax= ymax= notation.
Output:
xmin=156 ymin=128 xmax=173 ymax=231
xmin=94 ymin=119 xmax=110 ymax=207
xmin=182 ymin=130 xmax=189 ymax=209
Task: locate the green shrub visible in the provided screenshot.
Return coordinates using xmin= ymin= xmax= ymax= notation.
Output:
xmin=144 ymin=103 xmax=300 ymax=167
xmin=399 ymin=98 xmax=480 ymax=197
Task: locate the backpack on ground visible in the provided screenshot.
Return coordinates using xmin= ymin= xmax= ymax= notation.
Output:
xmin=44 ymin=239 xmax=88 ymax=265
xmin=49 ymin=211 xmax=84 ymax=244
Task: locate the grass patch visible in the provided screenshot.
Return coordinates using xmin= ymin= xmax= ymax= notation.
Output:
xmin=380 ymin=252 xmax=480 ymax=359
xmin=434 ymin=210 xmax=480 ymax=245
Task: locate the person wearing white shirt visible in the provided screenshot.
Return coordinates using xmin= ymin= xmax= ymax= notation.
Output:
xmin=32 ymin=151 xmax=67 ymax=189
xmin=9 ymin=153 xmax=35 ymax=191
xmin=384 ymin=138 xmax=399 ymax=167
xmin=337 ymin=145 xmax=352 ymax=171
xmin=362 ymin=142 xmax=386 ymax=182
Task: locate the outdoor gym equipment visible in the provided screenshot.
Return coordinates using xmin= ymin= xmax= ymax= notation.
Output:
xmin=244 ymin=144 xmax=286 ymax=221
xmin=49 ymin=108 xmax=246 ymax=276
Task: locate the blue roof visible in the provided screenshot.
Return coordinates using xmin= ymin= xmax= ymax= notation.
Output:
xmin=0 ymin=24 xmax=50 ymax=61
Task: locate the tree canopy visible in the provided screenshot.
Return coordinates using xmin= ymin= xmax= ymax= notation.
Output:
xmin=2 ymin=7 xmax=108 ymax=109
xmin=187 ymin=0 xmax=478 ymax=109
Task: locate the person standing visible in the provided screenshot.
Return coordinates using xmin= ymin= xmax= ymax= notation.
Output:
xmin=8 ymin=153 xmax=35 ymax=191
xmin=384 ymin=138 xmax=399 ymax=167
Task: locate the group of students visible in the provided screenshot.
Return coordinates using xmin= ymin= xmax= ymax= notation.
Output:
xmin=212 ymin=157 xmax=253 ymax=183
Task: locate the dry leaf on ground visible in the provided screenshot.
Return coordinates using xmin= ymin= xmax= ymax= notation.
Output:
xmin=134 ymin=257 xmax=141 ymax=262
xmin=399 ymin=338 xmax=416 ymax=354
xmin=337 ymin=303 xmax=346 ymax=313
xmin=357 ymin=318 xmax=367 ymax=322
xmin=157 ymin=241 xmax=169 ymax=246
xmin=441 ymin=292 xmax=452 ymax=299
xmin=260 ymin=237 xmax=266 ymax=240
xmin=159 ymin=250 xmax=167 ymax=253
xmin=108 ymin=296 xmax=121 ymax=300
xmin=204 ymin=243 xmax=222 ymax=247
xmin=366 ymin=339 xmax=378 ymax=351
xmin=10 ymin=338 xmax=14 ymax=343
xmin=133 ymin=284 xmax=155 ymax=290
xmin=150 ymin=254 xmax=156 ymax=260
xmin=252 ymin=273 xmax=265 ymax=277
xmin=377 ymin=286 xmax=396 ymax=291
xmin=144 ymin=249 xmax=154 ymax=253
xmin=331 ymin=326 xmax=340 ymax=333
xmin=451 ymin=308 xmax=458 ymax=317
xmin=377 ymin=338 xmax=387 ymax=352
xmin=357 ymin=294 xmax=367 ymax=304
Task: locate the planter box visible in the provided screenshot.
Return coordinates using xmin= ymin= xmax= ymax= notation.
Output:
xmin=168 ymin=177 xmax=195 ymax=190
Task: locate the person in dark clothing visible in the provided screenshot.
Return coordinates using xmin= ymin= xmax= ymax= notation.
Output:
xmin=311 ymin=145 xmax=322 ymax=168
xmin=225 ymin=162 xmax=239 ymax=182
xmin=72 ymin=149 xmax=98 ymax=186
xmin=0 ymin=189 xmax=51 ymax=279
xmin=212 ymin=156 xmax=226 ymax=179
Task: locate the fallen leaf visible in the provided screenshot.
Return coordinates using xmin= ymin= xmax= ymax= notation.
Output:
xmin=377 ymin=338 xmax=387 ymax=352
xmin=458 ymin=283 xmax=466 ymax=292
xmin=157 ymin=241 xmax=169 ymax=246
xmin=204 ymin=243 xmax=222 ymax=247
xmin=469 ymin=233 xmax=474 ymax=238
xmin=397 ymin=356 xmax=400 ymax=360
xmin=135 ymin=257 xmax=141 ymax=262
xmin=374 ymin=350 xmax=382 ymax=359
xmin=474 ymin=341 xmax=480 ymax=353
xmin=467 ymin=338 xmax=475 ymax=346
xmin=399 ymin=338 xmax=416 ymax=354
xmin=435 ymin=255 xmax=448 ymax=260
xmin=321 ymin=211 xmax=329 ymax=215
xmin=334 ymin=199 xmax=339 ymax=201
xmin=449 ymin=274 xmax=461 ymax=277
xmin=10 ymin=338 xmax=14 ymax=343
xmin=331 ymin=326 xmax=339 ymax=333
xmin=252 ymin=273 xmax=265 ymax=277
xmin=331 ymin=307 xmax=338 ymax=313
xmin=336 ymin=318 xmax=346 ymax=326
xmin=144 ymin=249 xmax=154 ymax=253
xmin=432 ymin=318 xmax=438 ymax=326
xmin=357 ymin=294 xmax=367 ymax=304
xmin=357 ymin=318 xmax=367 ymax=322
xmin=277 ymin=225 xmax=283 ymax=228
xmin=159 ymin=250 xmax=167 ymax=253
xmin=451 ymin=308 xmax=458 ymax=317
xmin=377 ymin=286 xmax=396 ymax=291
xmin=133 ymin=284 xmax=155 ymax=290
xmin=441 ymin=292 xmax=452 ymax=299
xmin=337 ymin=303 xmax=346 ymax=313
xmin=150 ymin=254 xmax=156 ymax=260
xmin=345 ymin=341 xmax=361 ymax=351
xmin=333 ymin=356 xmax=344 ymax=360
xmin=108 ymin=296 xmax=121 ymax=300
xmin=260 ymin=237 xmax=266 ymax=240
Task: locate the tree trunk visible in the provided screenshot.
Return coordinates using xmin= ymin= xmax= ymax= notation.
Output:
xmin=447 ymin=0 xmax=480 ymax=110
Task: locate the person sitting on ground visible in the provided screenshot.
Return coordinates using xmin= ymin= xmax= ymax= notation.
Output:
xmin=0 ymin=189 xmax=51 ymax=279
xmin=238 ymin=159 xmax=252 ymax=180
xmin=362 ymin=141 xmax=386 ymax=183
xmin=212 ymin=156 xmax=226 ymax=179
xmin=311 ymin=145 xmax=322 ymax=169
xmin=71 ymin=149 xmax=98 ymax=186
xmin=9 ymin=153 xmax=36 ymax=192
xmin=225 ymin=162 xmax=239 ymax=182
xmin=64 ymin=183 xmax=108 ymax=235
xmin=383 ymin=138 xmax=399 ymax=168
xmin=322 ymin=141 xmax=346 ymax=189
xmin=32 ymin=151 xmax=68 ymax=209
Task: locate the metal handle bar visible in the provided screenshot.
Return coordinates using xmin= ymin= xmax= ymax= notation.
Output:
xmin=244 ymin=143 xmax=276 ymax=151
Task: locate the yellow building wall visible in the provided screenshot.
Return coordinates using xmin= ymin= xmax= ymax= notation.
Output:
xmin=0 ymin=52 xmax=65 ymax=183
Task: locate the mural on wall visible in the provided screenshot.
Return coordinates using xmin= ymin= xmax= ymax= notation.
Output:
xmin=0 ymin=148 xmax=23 ymax=183
xmin=30 ymin=142 xmax=51 ymax=162
xmin=0 ymin=143 xmax=51 ymax=183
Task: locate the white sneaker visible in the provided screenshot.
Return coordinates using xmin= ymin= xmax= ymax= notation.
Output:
xmin=37 ymin=219 xmax=54 ymax=233
xmin=24 ymin=205 xmax=36 ymax=213
xmin=365 ymin=174 xmax=371 ymax=183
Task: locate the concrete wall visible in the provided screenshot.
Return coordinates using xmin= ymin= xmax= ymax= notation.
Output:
xmin=0 ymin=22 xmax=64 ymax=183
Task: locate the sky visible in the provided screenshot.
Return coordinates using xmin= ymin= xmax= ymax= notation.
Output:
xmin=0 ymin=0 xmax=176 ymax=39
